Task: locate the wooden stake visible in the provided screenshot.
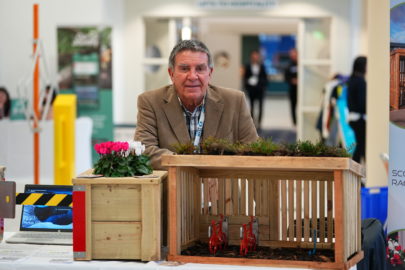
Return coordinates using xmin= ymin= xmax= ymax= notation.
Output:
xmin=33 ymin=4 xmax=40 ymax=185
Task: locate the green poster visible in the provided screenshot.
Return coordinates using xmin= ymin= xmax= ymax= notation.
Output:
xmin=57 ymin=27 xmax=113 ymax=163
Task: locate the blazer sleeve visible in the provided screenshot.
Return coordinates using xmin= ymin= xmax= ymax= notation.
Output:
xmin=236 ymin=91 xmax=259 ymax=143
xmin=134 ymin=93 xmax=173 ymax=170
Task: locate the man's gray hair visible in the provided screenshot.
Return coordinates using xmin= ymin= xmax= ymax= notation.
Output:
xmin=168 ymin=40 xmax=213 ymax=69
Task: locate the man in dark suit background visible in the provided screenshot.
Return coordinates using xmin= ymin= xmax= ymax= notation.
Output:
xmin=243 ymin=50 xmax=268 ymax=131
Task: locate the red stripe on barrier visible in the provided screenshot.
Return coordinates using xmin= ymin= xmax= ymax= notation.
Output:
xmin=73 ymin=190 xmax=86 ymax=253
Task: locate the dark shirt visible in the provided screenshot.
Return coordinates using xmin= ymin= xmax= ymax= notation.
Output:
xmin=243 ymin=63 xmax=268 ymax=90
xmin=347 ymin=75 xmax=366 ymax=114
xmin=285 ymin=60 xmax=298 ymax=88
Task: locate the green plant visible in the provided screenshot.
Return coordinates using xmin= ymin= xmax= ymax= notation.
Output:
xmin=172 ymin=141 xmax=197 ymax=154
xmin=172 ymin=138 xmax=351 ymax=158
xmin=245 ymin=138 xmax=278 ymax=156
xmin=93 ymin=141 xmax=153 ymax=177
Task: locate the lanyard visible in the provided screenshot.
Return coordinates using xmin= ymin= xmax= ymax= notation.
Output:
xmin=193 ymin=106 xmax=205 ymax=148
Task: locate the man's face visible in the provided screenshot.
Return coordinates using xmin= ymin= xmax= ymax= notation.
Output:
xmin=168 ymin=50 xmax=213 ymax=108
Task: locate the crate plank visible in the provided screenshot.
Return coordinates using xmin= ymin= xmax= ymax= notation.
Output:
xmin=296 ymin=180 xmax=302 ymax=242
xmin=304 ymin=181 xmax=310 ymax=242
xmin=92 ymin=221 xmax=141 ymax=259
xmin=91 ymin=184 xmax=141 ymax=221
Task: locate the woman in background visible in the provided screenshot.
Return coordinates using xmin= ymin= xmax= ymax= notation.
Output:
xmin=347 ymin=56 xmax=367 ymax=163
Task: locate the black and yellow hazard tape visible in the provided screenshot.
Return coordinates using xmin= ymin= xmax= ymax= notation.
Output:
xmin=15 ymin=193 xmax=72 ymax=207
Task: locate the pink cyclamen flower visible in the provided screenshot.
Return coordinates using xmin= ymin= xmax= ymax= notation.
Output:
xmin=98 ymin=147 xmax=105 ymax=155
xmin=121 ymin=142 xmax=129 ymax=151
xmin=112 ymin=142 xmax=122 ymax=152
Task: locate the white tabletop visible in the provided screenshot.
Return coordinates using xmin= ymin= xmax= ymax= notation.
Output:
xmin=0 ymin=233 xmax=322 ymax=270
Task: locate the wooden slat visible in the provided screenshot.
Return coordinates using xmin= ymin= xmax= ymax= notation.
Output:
xmin=232 ymin=178 xmax=239 ymax=215
xmin=357 ymin=173 xmax=362 ymax=252
xmin=218 ymin=178 xmax=225 ymax=215
xmin=327 ymin=180 xmax=333 ymax=243
xmin=281 ymin=180 xmax=287 ymax=240
xmin=203 ymin=178 xmax=209 ymax=215
xmin=92 ymin=221 xmax=141 ymax=259
xmin=269 ymin=179 xmax=279 ymax=240
xmin=211 ymin=179 xmax=218 ymax=215
xmin=141 ymin=184 xmax=161 ymax=261
xmin=74 ymin=170 xmax=167 ymax=185
xmin=255 ymin=178 xmax=261 ymax=216
xmin=311 ymin=180 xmax=317 ymax=241
xmin=248 ymin=179 xmax=254 ymax=216
xmin=182 ymin=171 xmax=186 ymax=245
xmin=334 ymin=170 xmax=345 ymax=263
xmin=225 ymin=178 xmax=232 ymax=215
xmin=240 ymin=179 xmax=246 ymax=215
xmin=187 ymin=173 xmax=191 ymax=242
xmin=168 ymin=167 xmax=180 ymax=256
xmin=303 ymin=181 xmax=310 ymax=242
xmin=196 ymin=177 xmax=201 ymax=240
xmin=319 ymin=181 xmax=325 ymax=242
xmin=262 ymin=179 xmax=268 ymax=217
xmin=288 ymin=180 xmax=295 ymax=241
xmin=296 ymin=180 xmax=302 ymax=242
xmin=161 ymin=155 xmax=357 ymax=172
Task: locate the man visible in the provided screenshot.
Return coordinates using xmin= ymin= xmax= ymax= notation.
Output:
xmin=135 ymin=40 xmax=258 ymax=169
xmin=243 ymin=50 xmax=268 ymax=131
xmin=285 ymin=48 xmax=298 ymax=126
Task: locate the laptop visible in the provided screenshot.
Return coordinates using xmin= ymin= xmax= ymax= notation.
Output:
xmin=6 ymin=184 xmax=73 ymax=245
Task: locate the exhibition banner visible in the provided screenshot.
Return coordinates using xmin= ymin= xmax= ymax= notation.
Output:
xmin=57 ymin=27 xmax=113 ymax=163
xmin=388 ymin=0 xmax=405 ymax=268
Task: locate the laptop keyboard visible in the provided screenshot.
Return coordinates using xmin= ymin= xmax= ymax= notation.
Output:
xmin=11 ymin=232 xmax=72 ymax=240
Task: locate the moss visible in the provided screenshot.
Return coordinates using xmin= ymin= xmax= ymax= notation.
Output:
xmin=172 ymin=138 xmax=351 ymax=158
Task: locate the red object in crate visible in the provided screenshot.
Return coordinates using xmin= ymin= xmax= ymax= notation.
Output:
xmin=240 ymin=216 xmax=258 ymax=256
xmin=208 ymin=214 xmax=228 ymax=255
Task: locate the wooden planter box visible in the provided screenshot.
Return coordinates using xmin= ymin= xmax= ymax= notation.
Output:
xmin=72 ymin=170 xmax=167 ymax=261
xmin=161 ymin=155 xmax=364 ymax=269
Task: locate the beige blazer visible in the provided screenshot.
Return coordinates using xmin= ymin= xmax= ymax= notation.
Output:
xmin=134 ymin=84 xmax=258 ymax=169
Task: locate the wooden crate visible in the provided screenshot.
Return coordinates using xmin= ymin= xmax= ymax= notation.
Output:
xmin=161 ymin=155 xmax=364 ymax=270
xmin=72 ymin=170 xmax=167 ymax=261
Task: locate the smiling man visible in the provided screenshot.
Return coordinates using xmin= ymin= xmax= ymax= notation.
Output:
xmin=135 ymin=40 xmax=258 ymax=169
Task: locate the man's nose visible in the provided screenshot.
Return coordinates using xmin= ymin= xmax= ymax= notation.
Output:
xmin=187 ymin=69 xmax=198 ymax=79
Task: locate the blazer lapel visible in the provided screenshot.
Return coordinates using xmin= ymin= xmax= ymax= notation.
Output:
xmin=203 ymin=86 xmax=224 ymax=139
xmin=162 ymin=86 xmax=191 ymax=143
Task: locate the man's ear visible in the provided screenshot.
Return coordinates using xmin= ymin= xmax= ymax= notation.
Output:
xmin=208 ymin=67 xmax=214 ymax=78
xmin=168 ymin=67 xmax=174 ymax=81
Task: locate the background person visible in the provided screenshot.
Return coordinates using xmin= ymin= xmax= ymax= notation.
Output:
xmin=285 ymin=48 xmax=298 ymax=126
xmin=135 ymin=40 xmax=258 ymax=170
xmin=0 ymin=87 xmax=11 ymax=119
xmin=347 ymin=56 xmax=367 ymax=163
xmin=243 ymin=50 xmax=268 ymax=131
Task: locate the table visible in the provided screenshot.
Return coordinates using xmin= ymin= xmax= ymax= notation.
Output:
xmin=0 ymin=233 xmax=324 ymax=270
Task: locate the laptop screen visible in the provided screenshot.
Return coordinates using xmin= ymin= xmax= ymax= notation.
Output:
xmin=20 ymin=185 xmax=73 ymax=232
